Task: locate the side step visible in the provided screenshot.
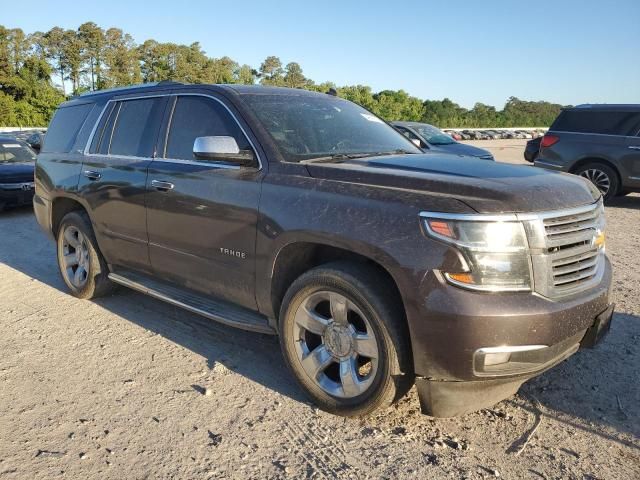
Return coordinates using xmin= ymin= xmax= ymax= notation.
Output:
xmin=108 ymin=270 xmax=276 ymax=335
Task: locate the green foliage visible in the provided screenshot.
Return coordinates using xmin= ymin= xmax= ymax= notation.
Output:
xmin=0 ymin=22 xmax=566 ymax=128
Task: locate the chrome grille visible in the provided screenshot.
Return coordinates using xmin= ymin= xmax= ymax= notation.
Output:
xmin=523 ymin=200 xmax=605 ymax=298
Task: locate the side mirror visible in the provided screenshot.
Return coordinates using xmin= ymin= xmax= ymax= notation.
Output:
xmin=193 ymin=136 xmax=256 ymax=167
xmin=410 ymin=138 xmax=421 ymax=148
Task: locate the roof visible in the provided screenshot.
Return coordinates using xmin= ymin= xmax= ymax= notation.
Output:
xmin=568 ymin=104 xmax=640 ymax=111
xmin=223 ymin=85 xmax=327 ymax=96
xmin=74 ymin=82 xmax=329 ymax=101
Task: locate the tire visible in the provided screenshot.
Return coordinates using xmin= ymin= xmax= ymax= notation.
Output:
xmin=574 ymin=162 xmax=620 ymax=202
xmin=56 ymin=211 xmax=114 ymax=299
xmin=279 ymin=261 xmax=413 ymax=417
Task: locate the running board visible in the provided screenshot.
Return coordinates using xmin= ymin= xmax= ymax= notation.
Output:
xmin=108 ymin=271 xmax=275 ymax=335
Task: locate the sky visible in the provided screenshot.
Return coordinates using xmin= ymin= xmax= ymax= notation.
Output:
xmin=6 ymin=0 xmax=640 ymax=109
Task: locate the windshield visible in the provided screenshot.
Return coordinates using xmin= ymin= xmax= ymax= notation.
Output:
xmin=413 ymin=124 xmax=456 ymax=145
xmin=0 ymin=141 xmax=36 ymax=163
xmin=241 ymin=93 xmax=421 ymax=162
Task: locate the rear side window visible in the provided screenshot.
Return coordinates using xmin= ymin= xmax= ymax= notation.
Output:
xmin=107 ymin=98 xmax=166 ymax=157
xmin=552 ymin=110 xmax=640 ymax=136
xmin=42 ymin=103 xmax=93 ymax=153
xmin=164 ymin=96 xmax=251 ymax=161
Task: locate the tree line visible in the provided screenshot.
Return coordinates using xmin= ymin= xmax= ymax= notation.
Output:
xmin=0 ymin=23 xmax=565 ymax=128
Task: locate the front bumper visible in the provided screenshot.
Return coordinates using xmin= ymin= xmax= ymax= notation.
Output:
xmin=0 ymin=183 xmax=35 ymax=208
xmin=408 ymin=258 xmax=613 ymax=416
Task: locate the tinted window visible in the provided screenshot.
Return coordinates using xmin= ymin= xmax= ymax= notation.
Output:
xmin=109 ymin=98 xmax=165 ymax=157
xmin=165 ymin=96 xmax=250 ymax=161
xmin=42 ymin=103 xmax=93 ymax=153
xmin=552 ymin=110 xmax=640 ymax=136
xmin=242 ymin=94 xmax=419 ymax=162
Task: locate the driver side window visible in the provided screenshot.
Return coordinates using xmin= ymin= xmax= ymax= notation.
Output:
xmin=164 ymin=96 xmax=251 ymax=161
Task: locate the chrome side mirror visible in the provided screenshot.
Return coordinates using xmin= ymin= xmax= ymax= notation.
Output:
xmin=193 ymin=136 xmax=256 ymax=167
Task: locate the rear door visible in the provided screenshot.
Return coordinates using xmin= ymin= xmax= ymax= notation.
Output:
xmin=145 ymin=93 xmax=264 ymax=310
xmin=79 ymin=95 xmax=168 ymax=273
xmin=622 ymin=115 xmax=640 ymax=188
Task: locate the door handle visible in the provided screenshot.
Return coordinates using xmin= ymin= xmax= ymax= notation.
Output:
xmin=151 ymin=179 xmax=175 ymax=191
xmin=83 ymin=170 xmax=101 ymax=181
xmin=629 ymin=146 xmax=640 ymax=150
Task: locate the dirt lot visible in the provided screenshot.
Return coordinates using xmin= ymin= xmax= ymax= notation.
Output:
xmin=1 ymin=144 xmax=639 ymax=479
xmin=461 ymin=138 xmax=535 ymax=165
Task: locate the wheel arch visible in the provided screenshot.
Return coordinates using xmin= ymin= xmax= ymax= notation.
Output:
xmin=569 ymin=157 xmax=622 ymax=180
xmin=51 ymin=195 xmax=90 ymax=238
xmin=269 ymin=241 xmax=408 ymax=335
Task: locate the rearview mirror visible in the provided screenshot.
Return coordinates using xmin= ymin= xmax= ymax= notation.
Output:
xmin=193 ymin=136 xmax=256 ymax=167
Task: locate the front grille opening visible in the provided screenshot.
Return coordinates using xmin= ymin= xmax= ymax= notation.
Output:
xmin=537 ymin=201 xmax=604 ymax=297
xmin=547 ymin=240 xmax=589 ymax=253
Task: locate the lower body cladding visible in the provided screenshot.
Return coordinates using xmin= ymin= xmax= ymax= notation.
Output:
xmin=0 ymin=183 xmax=35 ymax=210
xmin=408 ymin=260 xmax=613 ymax=417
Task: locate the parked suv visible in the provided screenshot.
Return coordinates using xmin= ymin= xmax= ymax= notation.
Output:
xmin=35 ymin=83 xmax=613 ymax=417
xmin=535 ymin=104 xmax=640 ymax=201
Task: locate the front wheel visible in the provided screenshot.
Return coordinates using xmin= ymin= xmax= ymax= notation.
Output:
xmin=56 ymin=211 xmax=114 ymax=299
xmin=279 ymin=262 xmax=413 ymax=417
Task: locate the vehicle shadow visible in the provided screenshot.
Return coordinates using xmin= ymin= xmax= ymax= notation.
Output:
xmin=516 ymin=310 xmax=640 ymax=446
xmin=606 ymin=193 xmax=640 ymax=210
xmin=0 ymin=207 xmax=638 ymax=444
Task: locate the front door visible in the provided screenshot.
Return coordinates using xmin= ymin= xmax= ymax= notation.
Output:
xmin=145 ymin=94 xmax=263 ymax=310
xmin=78 ymin=96 xmax=167 ymax=273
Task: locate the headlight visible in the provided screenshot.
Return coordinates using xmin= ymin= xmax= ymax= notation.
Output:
xmin=422 ymin=213 xmax=532 ymax=292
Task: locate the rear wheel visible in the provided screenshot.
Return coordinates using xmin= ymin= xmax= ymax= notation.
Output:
xmin=574 ymin=162 xmax=619 ymax=202
xmin=279 ymin=262 xmax=413 ymax=417
xmin=56 ymin=211 xmax=114 ymax=299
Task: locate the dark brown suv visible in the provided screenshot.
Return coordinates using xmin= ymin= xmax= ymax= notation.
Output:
xmin=34 ymin=83 xmax=613 ymax=417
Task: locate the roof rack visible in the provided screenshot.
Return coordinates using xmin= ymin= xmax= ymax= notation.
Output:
xmin=79 ymin=80 xmax=183 ymax=97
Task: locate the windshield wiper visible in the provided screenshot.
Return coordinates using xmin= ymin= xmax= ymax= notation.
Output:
xmin=300 ymin=153 xmax=370 ymax=164
xmin=300 ymin=149 xmax=416 ymax=164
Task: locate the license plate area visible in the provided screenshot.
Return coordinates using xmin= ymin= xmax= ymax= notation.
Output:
xmin=580 ymin=304 xmax=614 ymax=349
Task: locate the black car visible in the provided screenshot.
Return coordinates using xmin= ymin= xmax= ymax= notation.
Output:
xmin=535 ymin=104 xmax=640 ymax=201
xmin=34 ymin=83 xmax=612 ymax=418
xmin=392 ymin=121 xmax=494 ymax=160
xmin=524 ymin=136 xmax=541 ymax=162
xmin=0 ymin=136 xmax=36 ymax=211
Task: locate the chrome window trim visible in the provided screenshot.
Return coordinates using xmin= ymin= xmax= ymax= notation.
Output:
xmin=83 ymin=92 xmax=263 ymax=171
xmin=151 ymin=157 xmax=240 ymax=170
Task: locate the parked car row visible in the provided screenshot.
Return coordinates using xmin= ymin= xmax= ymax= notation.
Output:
xmin=443 ymin=129 xmax=546 ymax=141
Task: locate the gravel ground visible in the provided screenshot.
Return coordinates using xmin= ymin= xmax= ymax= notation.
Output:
xmin=0 ymin=144 xmax=639 ymax=479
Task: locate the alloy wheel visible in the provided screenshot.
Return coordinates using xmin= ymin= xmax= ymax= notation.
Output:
xmin=580 ymin=168 xmax=611 ymax=196
xmin=292 ymin=291 xmax=379 ymax=399
xmin=61 ymin=226 xmax=90 ymax=288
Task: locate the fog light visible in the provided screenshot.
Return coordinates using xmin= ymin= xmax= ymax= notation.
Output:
xmin=483 ymin=352 xmax=511 ymax=366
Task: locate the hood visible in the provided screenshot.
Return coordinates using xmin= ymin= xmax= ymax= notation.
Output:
xmin=0 ymin=162 xmax=35 ymax=183
xmin=427 ymin=142 xmax=492 ymax=158
xmin=305 ymin=154 xmax=600 ymax=214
